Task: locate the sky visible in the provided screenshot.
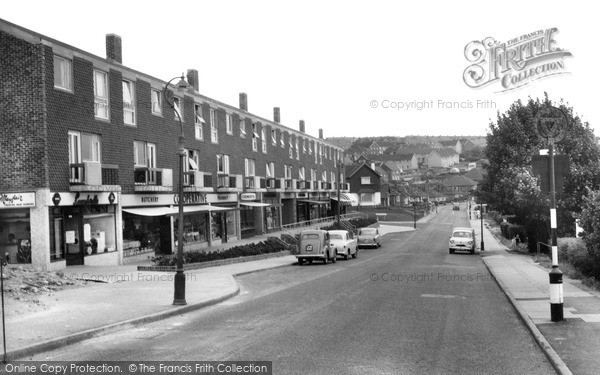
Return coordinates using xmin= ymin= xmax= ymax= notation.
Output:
xmin=2 ymin=1 xmax=597 ymax=139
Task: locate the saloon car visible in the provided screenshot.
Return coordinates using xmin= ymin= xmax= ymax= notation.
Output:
xmin=297 ymin=229 xmax=336 ymax=265
xmin=357 ymin=227 xmax=381 ymax=249
xmin=329 ymin=230 xmax=358 ymax=260
xmin=449 ymin=227 xmax=476 ymax=254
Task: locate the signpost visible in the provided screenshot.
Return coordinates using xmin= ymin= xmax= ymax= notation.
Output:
xmin=534 ymin=105 xmax=569 ymax=322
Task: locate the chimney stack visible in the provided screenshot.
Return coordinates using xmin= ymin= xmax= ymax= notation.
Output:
xmin=273 ymin=107 xmax=280 ymax=123
xmin=299 ymin=120 xmax=305 ymax=133
xmin=106 ymin=34 xmax=122 ymax=64
xmin=239 ymin=93 xmax=248 ymax=111
xmin=319 ymin=128 xmax=323 ymax=139
xmin=187 ymin=69 xmax=199 ymax=92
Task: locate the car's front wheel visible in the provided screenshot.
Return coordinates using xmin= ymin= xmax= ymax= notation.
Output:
xmin=352 ymin=249 xmax=358 ymax=259
xmin=449 ymin=248 xmax=455 ymax=254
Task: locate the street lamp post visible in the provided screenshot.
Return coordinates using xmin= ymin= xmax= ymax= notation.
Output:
xmin=164 ymin=74 xmax=189 ymax=306
xmin=336 ymin=159 xmax=343 ymax=228
xmin=413 ymin=202 xmax=417 ymax=229
xmin=480 ymin=203 xmax=485 ymax=251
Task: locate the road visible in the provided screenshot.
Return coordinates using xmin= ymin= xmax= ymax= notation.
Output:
xmin=29 ymin=205 xmax=556 ymax=374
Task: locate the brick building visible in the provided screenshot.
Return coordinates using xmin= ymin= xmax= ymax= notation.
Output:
xmin=0 ymin=18 xmax=347 ymax=270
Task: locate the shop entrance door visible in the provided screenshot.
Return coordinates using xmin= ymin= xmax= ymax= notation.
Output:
xmin=63 ymin=207 xmax=85 ymax=266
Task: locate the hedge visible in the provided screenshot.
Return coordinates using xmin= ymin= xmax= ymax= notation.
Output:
xmin=152 ymin=237 xmax=289 ymax=266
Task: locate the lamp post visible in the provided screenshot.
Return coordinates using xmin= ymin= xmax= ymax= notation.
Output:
xmin=164 ymin=74 xmax=189 ymax=306
xmin=480 ymin=203 xmax=485 ymax=251
xmin=336 ymin=159 xmax=343 ymax=228
xmin=413 ymin=201 xmax=417 ymax=229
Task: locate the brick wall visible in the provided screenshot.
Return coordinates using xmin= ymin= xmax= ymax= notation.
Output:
xmin=0 ymin=30 xmax=49 ymax=191
xmin=2 ymin=25 xmax=342 ymax=195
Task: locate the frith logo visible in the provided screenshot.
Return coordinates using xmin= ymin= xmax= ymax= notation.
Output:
xmin=463 ymin=28 xmax=572 ymax=92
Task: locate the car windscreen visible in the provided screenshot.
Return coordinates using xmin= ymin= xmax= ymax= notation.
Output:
xmin=452 ymin=231 xmax=472 ymax=238
xmin=360 ymin=229 xmax=376 ymax=235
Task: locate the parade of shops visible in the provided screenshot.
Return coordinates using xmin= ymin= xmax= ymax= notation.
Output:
xmin=0 ymin=18 xmax=349 ymax=271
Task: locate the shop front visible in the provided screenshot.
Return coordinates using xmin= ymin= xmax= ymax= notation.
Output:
xmin=297 ymin=193 xmax=330 ymax=223
xmin=0 ymin=192 xmax=35 ymax=265
xmin=206 ymin=193 xmax=239 ymax=246
xmin=121 ymin=194 xmax=175 ymax=258
xmin=49 ymin=191 xmax=119 ymax=266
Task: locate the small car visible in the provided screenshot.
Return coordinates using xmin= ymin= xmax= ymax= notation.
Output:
xmin=452 ymin=203 xmax=460 ymax=211
xmin=328 ymin=230 xmax=358 ymax=260
xmin=357 ymin=227 xmax=381 ymax=249
xmin=449 ymin=227 xmax=476 ymax=254
xmin=296 ymin=229 xmax=336 ymax=265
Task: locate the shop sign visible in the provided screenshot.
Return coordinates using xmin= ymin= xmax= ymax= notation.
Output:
xmin=241 ymin=193 xmax=256 ymax=201
xmin=206 ymin=193 xmax=236 ymax=203
xmin=0 ymin=192 xmax=36 ymax=209
xmin=121 ymin=194 xmax=172 ymax=207
xmin=174 ymin=192 xmax=207 ymax=205
xmin=297 ymin=193 xmax=308 ymax=198
xmin=48 ymin=192 xmax=118 ymax=206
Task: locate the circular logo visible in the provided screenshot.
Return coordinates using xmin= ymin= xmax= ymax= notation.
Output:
xmin=534 ymin=105 xmax=568 ymax=142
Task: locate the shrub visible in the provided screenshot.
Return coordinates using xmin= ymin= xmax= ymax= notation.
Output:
xmin=152 ymin=237 xmax=287 ymax=266
xmin=558 ymin=237 xmax=596 ymax=278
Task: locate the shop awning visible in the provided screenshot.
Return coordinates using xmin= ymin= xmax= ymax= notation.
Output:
xmin=123 ymin=205 xmax=233 ymax=217
xmin=330 ymin=193 xmax=352 ymax=203
xmin=240 ymin=202 xmax=271 ymax=207
xmin=122 ymin=207 xmax=172 ymax=216
xmin=298 ymin=200 xmax=329 ymax=205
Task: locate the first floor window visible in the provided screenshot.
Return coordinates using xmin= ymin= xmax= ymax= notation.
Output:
xmin=245 ymin=158 xmax=256 ymax=176
xmin=361 ymin=176 xmax=371 ymax=185
xmin=266 ymin=162 xmax=275 ymax=178
xmin=299 ymin=167 xmax=305 ymax=181
xmin=284 ymin=165 xmax=292 ymax=180
xmin=217 ymin=154 xmax=230 ymax=174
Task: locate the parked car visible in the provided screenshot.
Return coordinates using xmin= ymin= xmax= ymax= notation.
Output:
xmin=449 ymin=227 xmax=476 ymax=254
xmin=329 ymin=230 xmax=358 ymax=260
xmin=357 ymin=227 xmax=381 ymax=249
xmin=452 ymin=203 xmax=460 ymax=211
xmin=297 ymin=229 xmax=336 ymax=265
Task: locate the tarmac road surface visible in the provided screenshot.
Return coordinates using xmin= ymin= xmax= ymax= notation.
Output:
xmin=29 ymin=205 xmax=556 ymax=374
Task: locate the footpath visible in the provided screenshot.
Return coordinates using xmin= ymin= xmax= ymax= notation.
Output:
xmin=471 ymin=216 xmax=600 ymax=375
xmin=0 ymin=215 xmax=420 ymax=361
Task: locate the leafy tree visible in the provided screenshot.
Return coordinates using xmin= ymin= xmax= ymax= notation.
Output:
xmin=576 ymin=189 xmax=600 ymax=279
xmin=477 ymin=94 xmax=600 ymax=251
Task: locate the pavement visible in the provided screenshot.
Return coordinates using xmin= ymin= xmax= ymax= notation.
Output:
xmin=0 ymin=214 xmax=421 ymax=361
xmin=470 ymin=214 xmax=600 ymax=375
xmin=7 ymin=206 xmax=598 ymax=374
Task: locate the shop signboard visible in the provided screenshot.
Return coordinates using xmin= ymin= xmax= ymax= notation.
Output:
xmin=0 ymin=192 xmax=36 ymax=209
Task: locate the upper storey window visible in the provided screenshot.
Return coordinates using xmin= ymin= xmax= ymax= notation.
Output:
xmin=53 ymin=55 xmax=72 ymax=91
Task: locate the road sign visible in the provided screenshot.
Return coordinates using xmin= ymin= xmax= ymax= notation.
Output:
xmin=534 ymin=106 xmax=568 ymax=142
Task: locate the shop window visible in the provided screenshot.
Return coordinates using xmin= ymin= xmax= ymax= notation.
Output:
xmin=0 ymin=209 xmax=31 ymax=264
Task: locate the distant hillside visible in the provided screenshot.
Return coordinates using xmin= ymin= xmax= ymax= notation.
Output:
xmin=326 ymin=137 xmax=358 ymax=150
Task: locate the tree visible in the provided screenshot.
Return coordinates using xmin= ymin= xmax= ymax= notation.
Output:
xmin=478 ymin=94 xmax=600 ymax=251
xmin=576 ymin=189 xmax=600 ymax=280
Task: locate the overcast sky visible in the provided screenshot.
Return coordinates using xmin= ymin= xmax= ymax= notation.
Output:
xmin=2 ymin=1 xmax=597 ymax=139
